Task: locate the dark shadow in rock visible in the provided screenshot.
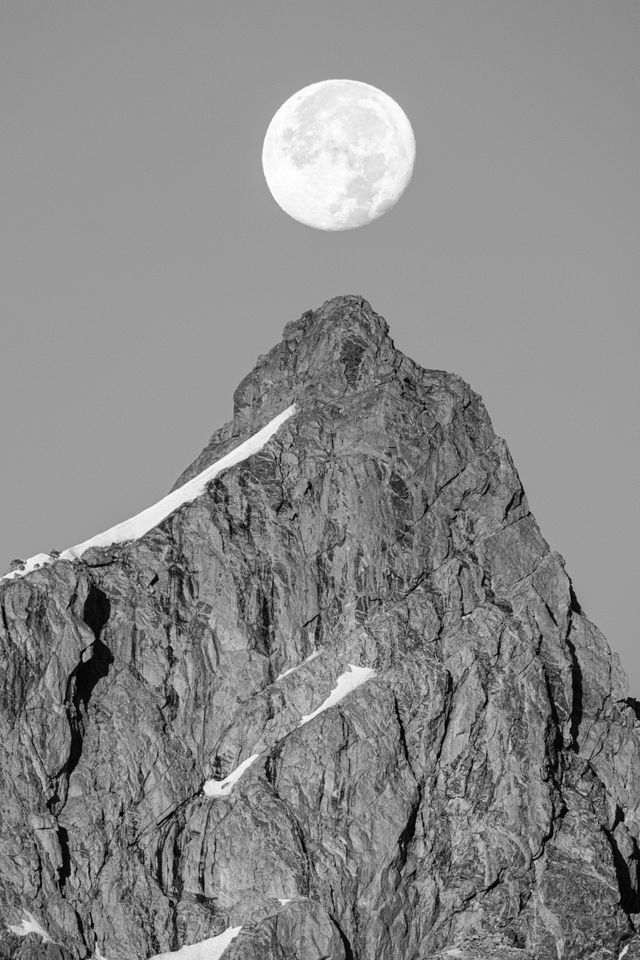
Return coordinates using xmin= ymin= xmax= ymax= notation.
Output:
xmin=603 ymin=825 xmax=640 ymax=915
xmin=82 ymin=583 xmax=111 ymax=642
xmin=565 ymin=635 xmax=583 ymax=752
xmin=76 ymin=584 xmax=113 ymax=710
xmin=57 ymin=825 xmax=71 ymax=888
xmin=332 ymin=917 xmax=356 ymax=960
xmin=64 ymin=584 xmax=114 ymax=778
xmin=625 ymin=698 xmax=640 ymax=721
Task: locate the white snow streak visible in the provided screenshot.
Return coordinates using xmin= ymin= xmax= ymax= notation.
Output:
xmin=299 ymin=664 xmax=376 ymax=726
xmin=203 ymin=753 xmax=261 ymax=798
xmin=276 ymin=649 xmax=320 ymax=681
xmin=1 ymin=406 xmax=295 ymax=582
xmin=148 ymin=926 xmax=242 ymax=960
xmin=618 ymin=947 xmax=630 ymax=960
xmin=8 ymin=912 xmax=51 ymax=942
xmin=2 ymin=554 xmax=52 ymax=579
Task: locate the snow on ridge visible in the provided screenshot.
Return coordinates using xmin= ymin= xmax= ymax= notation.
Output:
xmin=299 ymin=664 xmax=377 ymax=726
xmin=2 ymin=554 xmax=52 ymax=580
xmin=1 ymin=405 xmax=296 ymax=582
xmin=148 ymin=926 xmax=242 ymax=960
xmin=276 ymin=649 xmax=320 ymax=681
xmin=8 ymin=911 xmax=51 ymax=942
xmin=203 ymin=753 xmax=262 ymax=798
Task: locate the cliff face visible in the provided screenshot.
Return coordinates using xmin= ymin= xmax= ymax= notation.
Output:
xmin=1 ymin=296 xmax=639 ymax=960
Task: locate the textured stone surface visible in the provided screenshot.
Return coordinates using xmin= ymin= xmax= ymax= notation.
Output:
xmin=1 ymin=295 xmax=639 ymax=959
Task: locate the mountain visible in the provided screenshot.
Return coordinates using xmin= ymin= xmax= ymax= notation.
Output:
xmin=1 ymin=295 xmax=639 ymax=960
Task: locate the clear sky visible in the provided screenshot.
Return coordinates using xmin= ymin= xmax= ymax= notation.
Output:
xmin=1 ymin=2 xmax=638 ymax=689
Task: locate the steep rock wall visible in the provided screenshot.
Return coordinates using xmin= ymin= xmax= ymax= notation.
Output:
xmin=1 ymin=296 xmax=639 ymax=960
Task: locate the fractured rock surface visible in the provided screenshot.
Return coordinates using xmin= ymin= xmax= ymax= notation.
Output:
xmin=1 ymin=295 xmax=639 ymax=959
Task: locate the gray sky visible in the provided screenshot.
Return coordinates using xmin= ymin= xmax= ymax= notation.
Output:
xmin=1 ymin=2 xmax=638 ymax=689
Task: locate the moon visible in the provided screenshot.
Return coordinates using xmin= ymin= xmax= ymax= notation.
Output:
xmin=262 ymin=79 xmax=416 ymax=231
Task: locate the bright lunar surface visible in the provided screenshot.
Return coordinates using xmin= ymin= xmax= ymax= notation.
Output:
xmin=262 ymin=79 xmax=416 ymax=230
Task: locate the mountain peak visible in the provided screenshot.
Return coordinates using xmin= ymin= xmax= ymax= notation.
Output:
xmin=2 ymin=297 xmax=638 ymax=960
xmin=175 ymin=296 xmax=434 ymax=488
xmin=282 ymin=293 xmax=390 ymax=347
xmin=233 ymin=293 xmax=393 ymax=418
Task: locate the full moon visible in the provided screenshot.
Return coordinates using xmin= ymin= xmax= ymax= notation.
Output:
xmin=262 ymin=79 xmax=416 ymax=231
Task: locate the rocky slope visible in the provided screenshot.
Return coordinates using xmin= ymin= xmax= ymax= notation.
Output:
xmin=1 ymin=295 xmax=639 ymax=960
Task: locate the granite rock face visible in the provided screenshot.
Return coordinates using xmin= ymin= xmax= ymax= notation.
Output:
xmin=1 ymin=295 xmax=639 ymax=960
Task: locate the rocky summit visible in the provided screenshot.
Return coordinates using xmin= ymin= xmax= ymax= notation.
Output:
xmin=1 ymin=295 xmax=639 ymax=960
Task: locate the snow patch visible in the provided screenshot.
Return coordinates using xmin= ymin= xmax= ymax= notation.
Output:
xmin=299 ymin=664 xmax=376 ymax=726
xmin=618 ymin=947 xmax=630 ymax=960
xmin=277 ymin=898 xmax=292 ymax=905
xmin=2 ymin=554 xmax=54 ymax=580
xmin=149 ymin=926 xmax=242 ymax=960
xmin=8 ymin=911 xmax=51 ymax=942
xmin=203 ymin=753 xmax=261 ymax=798
xmin=276 ymin=649 xmax=320 ymax=681
xmin=2 ymin=405 xmax=295 ymax=582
